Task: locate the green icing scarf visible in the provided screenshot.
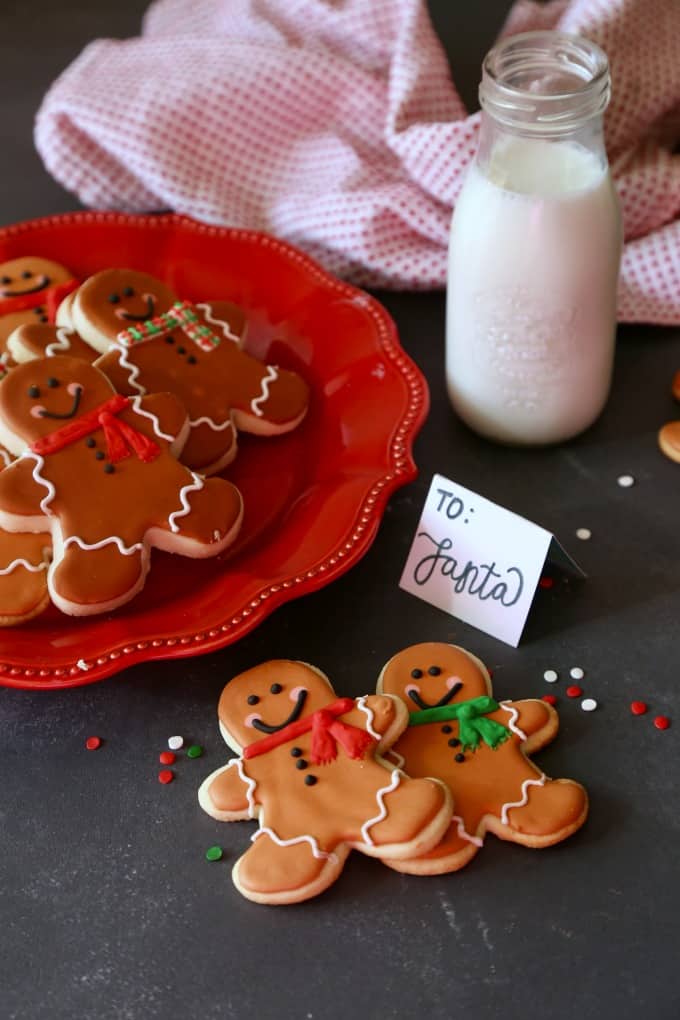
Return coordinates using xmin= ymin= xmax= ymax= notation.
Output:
xmin=408 ymin=696 xmax=509 ymax=752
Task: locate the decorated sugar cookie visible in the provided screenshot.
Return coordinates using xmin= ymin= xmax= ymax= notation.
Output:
xmin=0 ymin=442 xmax=51 ymax=625
xmin=8 ymin=323 xmax=99 ymax=365
xmin=0 ymin=257 xmax=78 ymax=355
xmin=68 ymin=269 xmax=309 ymax=475
xmin=377 ymin=643 xmax=588 ymax=874
xmin=198 ymin=660 xmax=453 ymax=904
xmin=0 ymin=356 xmax=243 ymax=616
xmin=658 ymin=370 xmax=680 ymax=464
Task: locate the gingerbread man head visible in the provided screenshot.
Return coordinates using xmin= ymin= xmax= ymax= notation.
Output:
xmin=378 ymin=642 xmax=491 ymax=711
xmin=71 ymin=269 xmax=177 ymax=353
xmin=217 ymin=661 xmax=336 ymax=753
xmin=0 ymin=355 xmax=116 ymax=455
xmin=0 ymin=257 xmax=77 ymax=347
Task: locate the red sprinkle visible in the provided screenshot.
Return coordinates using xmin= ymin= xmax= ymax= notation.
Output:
xmin=85 ymin=736 xmax=102 ymax=751
xmin=159 ymin=751 xmax=176 ymax=765
xmin=539 ymin=576 xmax=554 ymax=589
xmin=158 ymin=769 xmax=174 ymax=784
xmin=566 ymin=685 xmax=583 ymax=698
xmin=654 ymin=716 xmax=671 ymax=731
xmin=542 ymin=694 xmax=558 ymax=706
xmin=630 ymin=701 xmax=648 ymax=716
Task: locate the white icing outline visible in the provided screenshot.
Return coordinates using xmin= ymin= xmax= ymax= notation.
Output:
xmin=451 ymin=814 xmax=484 ymax=847
xmin=63 ymin=535 xmax=143 ymax=556
xmin=360 ymin=767 xmax=402 ymax=847
xmin=499 ymin=701 xmax=527 ymax=741
xmin=129 ymin=394 xmax=174 ymax=442
xmin=356 ymin=695 xmax=381 ymax=742
xmin=22 ymin=451 xmax=56 ymax=515
xmin=45 ymin=326 xmax=75 ymax=357
xmin=500 ymin=774 xmax=547 ymax=825
xmin=188 ymin=414 xmax=235 ymax=435
xmin=230 ymin=758 xmax=258 ymax=818
xmin=0 ymin=556 xmax=49 ymax=576
xmin=168 ymin=472 xmax=203 ymax=533
xmin=251 ymin=365 xmax=278 ymax=417
xmin=195 ymin=302 xmax=241 ymax=345
xmin=252 ymin=817 xmax=339 ymax=864
xmin=113 ymin=344 xmax=146 ymax=395
xmin=385 ymin=748 xmax=405 ymax=770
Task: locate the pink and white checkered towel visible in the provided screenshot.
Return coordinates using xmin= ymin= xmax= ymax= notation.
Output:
xmin=35 ymin=0 xmax=680 ymax=323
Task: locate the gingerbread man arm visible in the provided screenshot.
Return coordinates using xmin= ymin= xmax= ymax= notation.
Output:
xmin=95 ymin=347 xmax=140 ymax=396
xmin=133 ymin=392 xmax=190 ymax=450
xmin=349 ymin=694 xmax=409 ymax=753
xmin=0 ymin=456 xmax=52 ymax=526
xmin=501 ymin=698 xmax=558 ymax=752
xmin=229 ymin=352 xmax=310 ymax=435
xmin=8 ymin=324 xmax=98 ymax=365
xmin=198 ymin=760 xmax=256 ymax=822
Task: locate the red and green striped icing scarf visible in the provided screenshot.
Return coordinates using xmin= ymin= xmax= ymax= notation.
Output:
xmin=408 ymin=696 xmax=509 ymax=751
xmin=117 ymin=300 xmax=221 ymax=352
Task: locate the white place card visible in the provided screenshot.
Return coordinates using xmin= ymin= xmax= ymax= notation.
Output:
xmin=399 ymin=473 xmax=584 ymax=647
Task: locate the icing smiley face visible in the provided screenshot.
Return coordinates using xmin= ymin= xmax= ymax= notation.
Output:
xmin=71 ymin=269 xmax=177 ymax=354
xmin=0 ymin=257 xmax=76 ymax=349
xmin=0 ymin=356 xmax=115 ymax=454
xmin=379 ymin=642 xmax=491 ymax=712
xmin=217 ymin=661 xmax=335 ymax=752
xmin=0 ymin=257 xmax=72 ymax=300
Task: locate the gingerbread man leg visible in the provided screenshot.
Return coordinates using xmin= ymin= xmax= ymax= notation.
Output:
xmin=359 ymin=774 xmax=452 ymax=860
xmin=491 ymin=777 xmax=588 ymax=848
xmin=49 ymin=541 xmax=148 ymax=615
xmin=383 ymin=818 xmax=481 ymax=875
xmin=233 ymin=832 xmax=349 ymax=905
xmin=151 ymin=476 xmax=243 ymax=557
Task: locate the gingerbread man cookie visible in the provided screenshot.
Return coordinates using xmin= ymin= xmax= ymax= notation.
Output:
xmin=0 ymin=257 xmax=78 ymax=356
xmin=658 ymin=369 xmax=680 ymax=464
xmin=0 ymin=356 xmax=243 ymax=616
xmin=377 ymin=643 xmax=588 ymax=874
xmin=198 ymin=660 xmax=453 ymax=904
xmin=8 ymin=323 xmax=99 ymax=365
xmin=67 ymin=269 xmax=309 ymax=475
xmin=0 ymin=442 xmax=51 ymax=625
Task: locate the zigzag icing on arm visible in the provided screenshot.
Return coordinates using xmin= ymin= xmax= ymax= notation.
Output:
xmin=63 ymin=535 xmax=144 ymax=556
xmin=188 ymin=414 xmax=235 ymax=434
xmin=168 ymin=472 xmax=203 ymax=533
xmin=385 ymin=748 xmax=406 ymax=769
xmin=360 ymin=767 xmax=402 ymax=847
xmin=251 ymin=366 xmax=279 ymax=417
xmin=45 ymin=327 xmax=75 ymax=357
xmin=500 ymin=701 xmax=528 ymax=741
xmin=0 ymin=555 xmax=49 ymax=576
xmin=251 ymin=809 xmax=338 ymax=864
xmin=22 ymin=451 xmax=56 ymax=515
xmin=195 ymin=303 xmax=242 ymax=345
xmin=113 ymin=344 xmax=146 ymax=395
xmin=230 ymin=757 xmax=258 ymax=818
xmin=500 ymin=774 xmax=547 ymax=825
xmin=129 ymin=395 xmax=175 ymax=442
xmin=452 ymin=814 xmax=484 ymax=847
xmin=356 ymin=695 xmax=382 ymax=742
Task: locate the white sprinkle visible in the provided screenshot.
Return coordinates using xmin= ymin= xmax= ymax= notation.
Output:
xmin=168 ymin=735 xmax=184 ymax=750
xmin=76 ymin=659 xmax=90 ymax=671
xmin=543 ymin=669 xmax=559 ymax=684
xmin=570 ymin=667 xmax=585 ymax=680
xmin=576 ymin=528 xmax=591 ymax=541
xmin=581 ymin=698 xmax=598 ymax=712
xmin=617 ymin=474 xmax=635 ymax=488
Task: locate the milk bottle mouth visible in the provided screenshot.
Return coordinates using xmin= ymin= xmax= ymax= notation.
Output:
xmin=480 ymin=31 xmax=611 ymax=134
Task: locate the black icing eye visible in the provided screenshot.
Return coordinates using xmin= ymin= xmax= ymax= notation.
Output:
xmin=1 ymin=276 xmax=10 ymax=285
xmin=410 ymin=668 xmax=423 ymax=679
xmin=270 ymin=683 xmax=282 ymax=695
xmin=428 ymin=665 xmax=441 ymax=676
xmin=28 ymin=385 xmax=40 ymax=399
xmin=122 ymin=286 xmax=134 ymax=297
xmin=247 ymin=694 xmax=259 ymax=706
xmin=108 ymin=293 xmax=120 ymax=304
xmin=21 ymin=270 xmax=32 ymax=279
xmin=47 ymin=377 xmax=59 ymax=388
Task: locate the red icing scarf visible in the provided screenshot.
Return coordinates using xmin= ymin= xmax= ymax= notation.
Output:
xmin=0 ymin=279 xmax=78 ymax=321
xmin=243 ymin=697 xmax=375 ymax=765
xmin=30 ymin=393 xmax=160 ymax=463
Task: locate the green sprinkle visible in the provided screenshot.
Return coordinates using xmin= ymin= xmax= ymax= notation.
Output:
xmin=205 ymin=845 xmax=223 ymax=862
xmin=187 ymin=744 xmax=203 ymax=759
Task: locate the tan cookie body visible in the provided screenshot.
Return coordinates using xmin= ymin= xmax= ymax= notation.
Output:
xmin=0 ymin=443 xmax=51 ymax=624
xmin=378 ymin=643 xmax=588 ymax=874
xmin=70 ymin=269 xmax=309 ymax=475
xmin=199 ymin=660 xmax=453 ymax=904
xmin=0 ymin=356 xmax=243 ymax=615
xmin=0 ymin=257 xmax=76 ymax=357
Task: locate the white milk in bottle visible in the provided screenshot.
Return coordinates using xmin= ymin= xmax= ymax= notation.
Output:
xmin=446 ymin=32 xmax=622 ymax=445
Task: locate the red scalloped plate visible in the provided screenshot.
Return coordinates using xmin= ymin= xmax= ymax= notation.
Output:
xmin=0 ymin=212 xmax=428 ymax=690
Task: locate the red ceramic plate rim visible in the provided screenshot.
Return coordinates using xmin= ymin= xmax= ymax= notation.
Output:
xmin=0 ymin=212 xmax=428 ymax=691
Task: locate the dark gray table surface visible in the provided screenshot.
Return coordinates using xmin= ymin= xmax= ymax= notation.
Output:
xmin=1 ymin=3 xmax=679 ymax=1019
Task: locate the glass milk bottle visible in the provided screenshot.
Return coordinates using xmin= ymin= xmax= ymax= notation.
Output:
xmin=446 ymin=32 xmax=622 ymax=445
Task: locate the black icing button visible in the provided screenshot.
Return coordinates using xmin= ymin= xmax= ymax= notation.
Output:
xmin=165 ymin=335 xmax=175 ymax=344
xmin=177 ymin=346 xmax=186 ymax=355
xmin=104 ymin=463 xmax=115 ymax=474
xmin=455 ymin=753 xmax=465 ymax=763
xmin=304 ymin=775 xmax=317 ymax=786
xmin=40 ymin=316 xmax=49 ymax=323
xmin=95 ymin=450 xmax=105 ymax=460
xmin=290 ymin=747 xmax=302 ymax=757
xmin=187 ymin=355 xmax=197 ymax=365
xmin=447 ymin=738 xmax=460 ymax=748
xmin=295 ymin=759 xmax=308 ymax=770
xmin=441 ymin=725 xmax=452 ymax=734
xmin=86 ymin=437 xmax=96 ymax=448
